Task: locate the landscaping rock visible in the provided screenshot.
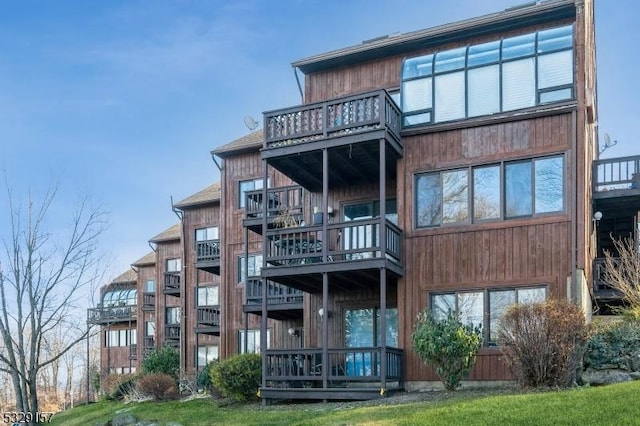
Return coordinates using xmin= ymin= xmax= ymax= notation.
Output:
xmin=629 ymin=371 xmax=640 ymax=380
xmin=581 ymin=368 xmax=632 ymax=386
xmin=630 ymin=351 xmax=640 ymax=372
xmin=112 ymin=412 xmax=138 ymax=426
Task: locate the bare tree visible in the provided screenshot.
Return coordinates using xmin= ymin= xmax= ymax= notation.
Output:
xmin=602 ymin=236 xmax=640 ymax=314
xmin=0 ymin=181 xmax=107 ymax=416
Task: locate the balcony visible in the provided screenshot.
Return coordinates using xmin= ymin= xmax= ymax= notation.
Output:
xmin=195 ymin=306 xmax=221 ymax=336
xmin=263 ymin=90 xmax=402 ymax=192
xmin=143 ymin=336 xmax=155 ymax=354
xmin=243 ymin=279 xmax=304 ymax=320
xmin=164 ymin=324 xmax=180 ymax=345
xmin=129 ymin=344 xmax=138 ymax=360
xmin=163 ymin=272 xmax=181 ymax=296
xmin=593 ymin=156 xmax=640 ymax=216
xmin=195 ymin=240 xmax=221 ymax=274
xmin=261 ymin=347 xmax=403 ymax=401
xmin=87 ymin=305 xmax=136 ymax=325
xmin=593 ymin=258 xmax=622 ymax=301
xmin=142 ymin=293 xmax=155 ymax=311
xmin=243 ymin=186 xmax=303 ymax=235
xmin=261 ymin=219 xmax=403 ymax=293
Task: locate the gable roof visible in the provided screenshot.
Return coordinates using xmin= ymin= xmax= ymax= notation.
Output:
xmin=149 ymin=223 xmax=181 ymax=243
xmin=293 ymin=0 xmax=575 ymax=74
xmin=174 ymin=183 xmax=221 ymax=209
xmin=110 ymin=268 xmax=137 ymax=285
xmin=211 ymin=129 xmax=263 ymax=158
xmin=132 ymin=251 xmax=156 ymax=267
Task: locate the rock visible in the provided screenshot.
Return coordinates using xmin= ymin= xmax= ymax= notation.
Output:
xmin=112 ymin=412 xmax=138 ymax=426
xmin=630 ymin=351 xmax=640 ymax=372
xmin=629 ymin=371 xmax=640 ymax=380
xmin=581 ymin=368 xmax=632 ymax=386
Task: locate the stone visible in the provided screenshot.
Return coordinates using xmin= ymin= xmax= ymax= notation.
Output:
xmin=581 ymin=368 xmax=632 ymax=386
xmin=112 ymin=412 xmax=138 ymax=426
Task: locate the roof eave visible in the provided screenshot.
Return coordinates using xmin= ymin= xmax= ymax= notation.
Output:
xmin=293 ymin=0 xmax=576 ymax=74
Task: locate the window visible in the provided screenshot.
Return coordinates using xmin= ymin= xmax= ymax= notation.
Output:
xmin=197 ymin=285 xmax=219 ymax=306
xmin=166 ymin=258 xmax=181 ymax=272
xmin=238 ymin=329 xmax=270 ymax=354
xmin=195 ymin=226 xmax=219 ymax=242
xmin=239 ymin=178 xmax=267 ymax=208
xmin=401 ymin=25 xmax=574 ymax=126
xmin=238 ymin=254 xmax=263 ymax=283
xmin=145 ymin=321 xmax=155 ymax=337
xmin=166 ymin=307 xmax=180 ymax=325
xmin=144 ymin=279 xmax=155 ymax=293
xmin=105 ymin=328 xmax=136 ymax=347
xmin=416 ymin=155 xmax=564 ymax=227
xmin=431 ymin=286 xmax=546 ymax=345
xmin=102 ymin=288 xmax=137 ymax=307
xmin=197 ymin=345 xmax=219 ymax=368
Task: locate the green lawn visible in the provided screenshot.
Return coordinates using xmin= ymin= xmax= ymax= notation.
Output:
xmin=50 ymin=381 xmax=640 ymax=426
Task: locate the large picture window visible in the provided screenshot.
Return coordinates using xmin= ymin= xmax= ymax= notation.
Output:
xmin=239 ymin=178 xmax=268 ymax=208
xmin=238 ymin=253 xmax=263 ymax=283
xmin=431 ymin=286 xmax=546 ymax=345
xmin=401 ymin=25 xmax=573 ymax=127
xmin=238 ymin=329 xmax=270 ymax=354
xmin=416 ymin=155 xmax=564 ymax=228
xmin=197 ymin=285 xmax=219 ymax=306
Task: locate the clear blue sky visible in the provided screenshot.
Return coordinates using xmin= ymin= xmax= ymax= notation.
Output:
xmin=0 ymin=1 xmax=634 ymax=281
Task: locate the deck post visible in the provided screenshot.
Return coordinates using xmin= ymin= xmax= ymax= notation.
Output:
xmin=379 ymin=137 xmax=387 ymax=392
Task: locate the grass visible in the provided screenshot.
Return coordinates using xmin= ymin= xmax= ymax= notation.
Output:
xmin=50 ymin=381 xmax=640 ymax=426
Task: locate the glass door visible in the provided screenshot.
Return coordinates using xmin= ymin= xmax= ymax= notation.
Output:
xmin=344 ymin=307 xmax=398 ymax=376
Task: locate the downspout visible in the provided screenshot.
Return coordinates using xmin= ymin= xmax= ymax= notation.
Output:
xmin=171 ymin=198 xmax=188 ymax=379
xmin=210 ymin=152 xmax=223 ymax=172
xmin=293 ymin=67 xmax=304 ymax=104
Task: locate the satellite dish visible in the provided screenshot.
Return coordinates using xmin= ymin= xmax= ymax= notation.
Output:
xmin=600 ymin=132 xmax=618 ymax=154
xmin=244 ymin=115 xmax=259 ymax=131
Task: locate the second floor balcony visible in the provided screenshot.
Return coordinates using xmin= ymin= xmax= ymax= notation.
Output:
xmin=243 ymin=278 xmax=304 ymax=320
xmin=163 ymin=272 xmax=181 ymax=296
xmin=261 ymin=218 xmax=403 ymax=293
xmin=142 ymin=293 xmax=156 ymax=311
xmin=243 ymin=185 xmax=304 ymax=235
xmin=195 ymin=306 xmax=221 ymax=336
xmin=262 ymin=90 xmax=403 ymax=192
xmin=195 ymin=240 xmax=221 ymax=274
xmin=87 ymin=304 xmax=136 ymax=325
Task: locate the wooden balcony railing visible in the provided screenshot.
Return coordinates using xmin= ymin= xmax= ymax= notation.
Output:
xmin=264 ymin=218 xmax=402 ymax=267
xmin=196 ymin=306 xmax=221 ymax=326
xmin=142 ymin=293 xmax=155 ymax=310
xmin=196 ymin=240 xmax=221 ymax=264
xmin=244 ymin=186 xmax=303 ymax=221
xmin=163 ymin=272 xmax=180 ymax=294
xmin=593 ymin=257 xmax=622 ymax=299
xmin=593 ymin=155 xmax=640 ymax=192
xmin=87 ymin=305 xmax=136 ymax=325
xmin=264 ymin=347 xmax=403 ymax=388
xmin=244 ymin=279 xmax=304 ymax=306
xmin=264 ymin=89 xmax=401 ymax=149
xmin=129 ymin=344 xmax=138 ymax=360
xmin=143 ymin=336 xmax=155 ymax=350
xmin=164 ymin=324 xmax=180 ymax=340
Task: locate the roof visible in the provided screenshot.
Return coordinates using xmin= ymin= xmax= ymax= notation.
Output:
xmin=211 ymin=129 xmax=263 ymax=158
xmin=149 ymin=223 xmax=181 ymax=243
xmin=110 ymin=268 xmax=137 ymax=285
xmin=173 ymin=183 xmax=221 ymax=209
xmin=293 ymin=0 xmax=575 ymax=74
xmin=132 ymin=251 xmax=156 ymax=267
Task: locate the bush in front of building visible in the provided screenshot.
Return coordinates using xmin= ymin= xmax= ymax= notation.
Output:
xmin=142 ymin=345 xmax=180 ymax=378
xmin=137 ymin=373 xmax=179 ymax=401
xmin=101 ymin=373 xmax=138 ymax=401
xmin=209 ymin=353 xmax=261 ymax=401
xmin=411 ymin=309 xmax=482 ymax=391
xmin=497 ymin=299 xmax=587 ymax=388
xmin=584 ymin=318 xmax=640 ymax=371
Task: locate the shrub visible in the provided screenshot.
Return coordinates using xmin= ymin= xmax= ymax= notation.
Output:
xmin=585 ymin=319 xmax=640 ymax=371
xmin=497 ymin=299 xmax=587 ymax=388
xmin=411 ymin=309 xmax=482 ymax=391
xmin=210 ymin=353 xmax=261 ymax=401
xmin=142 ymin=346 xmax=180 ymax=378
xmin=137 ymin=373 xmax=179 ymax=401
xmin=197 ymin=361 xmax=217 ymax=392
xmin=101 ymin=373 xmax=137 ymax=401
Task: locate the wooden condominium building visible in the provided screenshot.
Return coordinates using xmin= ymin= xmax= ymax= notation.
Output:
xmin=92 ymin=0 xmax=640 ymax=403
